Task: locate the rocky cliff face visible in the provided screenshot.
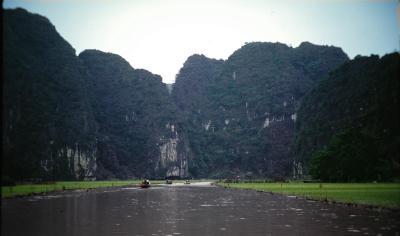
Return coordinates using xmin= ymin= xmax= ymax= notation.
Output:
xmin=3 ymin=8 xmax=98 ymax=181
xmin=51 ymin=144 xmax=97 ymax=180
xmin=3 ymin=8 xmax=354 ymax=181
xmin=295 ymin=53 xmax=400 ymax=180
xmin=157 ymin=123 xmax=189 ymax=178
xmin=3 ymin=8 xmax=190 ymax=181
xmin=172 ymin=42 xmax=349 ymax=178
xmin=79 ymin=50 xmax=190 ymax=179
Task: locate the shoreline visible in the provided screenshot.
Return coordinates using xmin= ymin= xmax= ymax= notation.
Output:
xmin=1 ymin=183 xmax=138 ymax=199
xmin=217 ymin=183 xmax=400 ymax=211
xmin=1 ymin=180 xmax=215 ymax=199
xmin=1 ymin=180 xmax=151 ymax=199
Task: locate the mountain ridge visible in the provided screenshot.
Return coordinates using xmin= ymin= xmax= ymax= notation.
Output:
xmin=5 ymin=8 xmax=397 ymax=182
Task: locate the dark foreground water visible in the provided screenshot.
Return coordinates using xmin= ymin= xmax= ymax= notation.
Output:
xmin=2 ymin=182 xmax=400 ymax=236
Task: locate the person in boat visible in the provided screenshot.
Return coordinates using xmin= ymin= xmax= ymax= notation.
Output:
xmin=140 ymin=179 xmax=150 ymax=188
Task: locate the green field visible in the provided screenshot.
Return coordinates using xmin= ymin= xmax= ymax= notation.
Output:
xmin=1 ymin=180 xmax=165 ymax=198
xmin=219 ymin=182 xmax=400 ymax=209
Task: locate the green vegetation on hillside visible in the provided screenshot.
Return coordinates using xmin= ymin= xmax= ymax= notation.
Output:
xmin=3 ymin=8 xmax=185 ymax=182
xmin=5 ymin=8 xmax=397 ymax=183
xmin=173 ymin=42 xmax=348 ymax=178
xmin=79 ymin=50 xmax=181 ymax=179
xmin=3 ymin=8 xmax=98 ymax=181
xmin=296 ymin=53 xmax=400 ymax=182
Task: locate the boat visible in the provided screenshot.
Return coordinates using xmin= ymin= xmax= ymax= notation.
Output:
xmin=140 ymin=179 xmax=151 ymax=188
xmin=166 ymin=179 xmax=172 ymax=184
xmin=185 ymin=180 xmax=190 ymax=184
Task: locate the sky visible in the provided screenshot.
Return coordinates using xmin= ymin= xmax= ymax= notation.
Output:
xmin=3 ymin=0 xmax=399 ymax=84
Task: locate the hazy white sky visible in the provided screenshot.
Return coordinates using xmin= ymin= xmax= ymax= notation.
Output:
xmin=3 ymin=0 xmax=399 ymax=83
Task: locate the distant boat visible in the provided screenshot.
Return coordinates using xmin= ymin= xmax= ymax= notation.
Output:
xmin=140 ymin=179 xmax=151 ymax=188
xmin=166 ymin=180 xmax=173 ymax=184
xmin=185 ymin=180 xmax=190 ymax=184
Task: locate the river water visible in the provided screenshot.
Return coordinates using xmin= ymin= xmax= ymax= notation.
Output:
xmin=2 ymin=182 xmax=399 ymax=236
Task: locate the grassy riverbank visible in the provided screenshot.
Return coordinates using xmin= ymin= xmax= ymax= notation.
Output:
xmin=219 ymin=182 xmax=400 ymax=209
xmin=1 ymin=180 xmax=164 ymax=198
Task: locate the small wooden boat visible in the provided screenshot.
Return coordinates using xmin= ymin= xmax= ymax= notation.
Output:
xmin=185 ymin=180 xmax=190 ymax=184
xmin=166 ymin=179 xmax=172 ymax=184
xmin=140 ymin=179 xmax=151 ymax=188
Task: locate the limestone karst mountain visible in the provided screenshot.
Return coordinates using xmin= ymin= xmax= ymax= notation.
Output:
xmin=3 ymin=8 xmax=398 ymax=182
xmin=3 ymin=8 xmax=98 ymax=181
xmin=295 ymin=53 xmax=400 ymax=181
xmin=172 ymin=42 xmax=348 ymax=178
xmin=79 ymin=49 xmax=190 ymax=179
xmin=3 ymin=8 xmax=189 ymax=181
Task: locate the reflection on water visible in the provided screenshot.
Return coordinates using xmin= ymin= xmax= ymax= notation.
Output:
xmin=2 ymin=183 xmax=400 ymax=236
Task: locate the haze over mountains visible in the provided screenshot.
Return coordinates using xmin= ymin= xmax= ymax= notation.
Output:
xmin=3 ymin=8 xmax=399 ymax=182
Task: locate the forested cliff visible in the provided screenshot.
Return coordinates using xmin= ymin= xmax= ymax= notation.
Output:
xmin=295 ymin=53 xmax=400 ymax=181
xmin=3 ymin=8 xmax=190 ymax=181
xmin=3 ymin=8 xmax=398 ymax=182
xmin=172 ymin=42 xmax=348 ymax=178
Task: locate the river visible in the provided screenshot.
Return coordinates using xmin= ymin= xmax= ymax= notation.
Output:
xmin=2 ymin=182 xmax=399 ymax=235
